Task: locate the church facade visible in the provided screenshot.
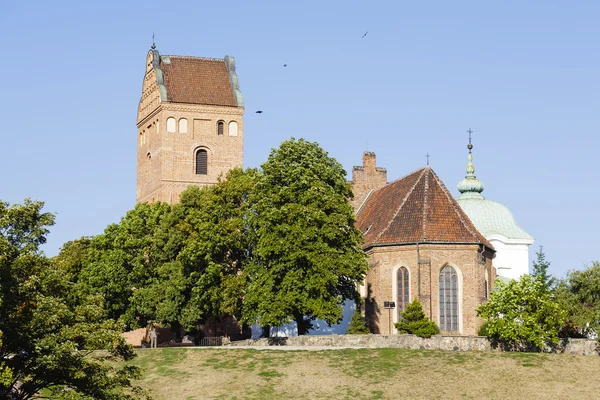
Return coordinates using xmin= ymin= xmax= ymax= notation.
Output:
xmin=136 ymin=46 xmax=244 ymax=204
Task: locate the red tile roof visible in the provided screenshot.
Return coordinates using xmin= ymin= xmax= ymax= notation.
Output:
xmin=161 ymin=56 xmax=238 ymax=107
xmin=356 ymin=167 xmax=493 ymax=250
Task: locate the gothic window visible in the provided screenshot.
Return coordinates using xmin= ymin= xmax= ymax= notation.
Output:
xmin=179 ymin=118 xmax=188 ymax=133
xmin=217 ymin=120 xmax=224 ymax=136
xmin=195 ymin=149 xmax=208 ymax=175
xmin=229 ymin=121 xmax=238 ymax=136
xmin=397 ymin=267 xmax=409 ymax=319
xmin=439 ymin=266 xmax=459 ymax=331
xmin=167 ymin=117 xmax=176 ymax=133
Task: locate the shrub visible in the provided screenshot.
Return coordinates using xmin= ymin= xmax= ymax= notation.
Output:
xmin=477 ymin=275 xmax=566 ymax=351
xmin=395 ymin=299 xmax=440 ymax=338
xmin=477 ymin=320 xmax=489 ymax=337
xmin=346 ymin=310 xmax=371 ymax=334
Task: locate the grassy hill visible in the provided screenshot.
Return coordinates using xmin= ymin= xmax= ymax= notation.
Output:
xmin=129 ymin=347 xmax=600 ymax=399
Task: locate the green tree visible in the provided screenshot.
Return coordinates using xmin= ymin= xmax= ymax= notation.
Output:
xmin=243 ymin=138 xmax=368 ymax=334
xmin=477 ymin=275 xmax=566 ymax=351
xmin=346 ymin=307 xmax=371 ymax=334
xmin=78 ymin=201 xmax=177 ymax=329
xmin=531 ymin=246 xmax=555 ymax=291
xmin=555 ymin=261 xmax=600 ymax=339
xmin=0 ymin=199 xmax=144 ymax=399
xmin=76 ymin=168 xmax=258 ymax=333
xmin=147 ymin=168 xmax=258 ymax=331
xmin=394 ymin=299 xmax=440 ymax=338
xmin=0 ymin=331 xmax=12 ymax=386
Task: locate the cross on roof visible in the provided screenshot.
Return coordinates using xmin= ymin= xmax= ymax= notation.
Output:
xmin=467 ymin=128 xmax=473 ymax=144
xmin=425 ymin=153 xmax=430 ymax=165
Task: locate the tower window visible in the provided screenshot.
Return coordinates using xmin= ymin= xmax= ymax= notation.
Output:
xmin=195 ymin=149 xmax=208 ymax=175
xmin=179 ymin=118 xmax=188 ymax=133
xmin=439 ymin=266 xmax=459 ymax=332
xmin=229 ymin=121 xmax=238 ymax=136
xmin=217 ymin=120 xmax=224 ymax=136
xmin=167 ymin=117 xmax=176 ymax=133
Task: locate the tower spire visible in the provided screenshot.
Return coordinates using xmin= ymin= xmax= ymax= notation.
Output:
xmin=457 ymin=129 xmax=484 ymax=197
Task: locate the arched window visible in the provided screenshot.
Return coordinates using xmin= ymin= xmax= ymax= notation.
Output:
xmin=167 ymin=117 xmax=176 ymax=132
xmin=228 ymin=121 xmax=238 ymax=136
xmin=397 ymin=267 xmax=409 ymax=319
xmin=195 ymin=149 xmax=208 ymax=175
xmin=179 ymin=118 xmax=188 ymax=133
xmin=217 ymin=120 xmax=224 ymax=136
xmin=439 ymin=266 xmax=459 ymax=331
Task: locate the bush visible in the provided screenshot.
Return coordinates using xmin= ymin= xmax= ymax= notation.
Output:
xmin=477 ymin=275 xmax=566 ymax=351
xmin=477 ymin=320 xmax=489 ymax=337
xmin=346 ymin=310 xmax=371 ymax=334
xmin=394 ymin=299 xmax=440 ymax=338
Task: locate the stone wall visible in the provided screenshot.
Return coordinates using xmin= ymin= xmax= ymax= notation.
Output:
xmin=231 ymin=334 xmax=491 ymax=351
xmin=230 ymin=334 xmax=599 ymax=356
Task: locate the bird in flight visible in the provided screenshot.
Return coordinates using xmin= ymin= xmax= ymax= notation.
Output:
xmin=362 ymin=31 xmax=368 ymax=38
xmin=255 ymin=110 xmax=263 ymax=114
xmin=283 ymin=64 xmax=287 ymax=67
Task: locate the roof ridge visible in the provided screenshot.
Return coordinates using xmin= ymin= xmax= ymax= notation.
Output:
xmin=422 ymin=167 xmax=430 ymax=240
xmin=372 ymin=167 xmax=428 ymax=245
xmin=164 ymin=55 xmax=225 ymax=62
xmin=375 ymin=166 xmax=427 ymax=191
xmin=429 ymin=168 xmax=485 ymax=245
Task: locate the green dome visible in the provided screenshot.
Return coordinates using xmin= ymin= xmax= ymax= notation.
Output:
xmin=456 ymin=139 xmax=533 ymax=242
xmin=456 ymin=196 xmax=534 ymax=241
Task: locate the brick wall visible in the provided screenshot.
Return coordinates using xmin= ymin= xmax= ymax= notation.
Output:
xmin=364 ymin=243 xmax=495 ymax=336
xmin=136 ymin=104 xmax=244 ymax=204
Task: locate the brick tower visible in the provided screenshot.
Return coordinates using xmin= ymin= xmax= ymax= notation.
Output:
xmin=136 ymin=44 xmax=244 ymax=204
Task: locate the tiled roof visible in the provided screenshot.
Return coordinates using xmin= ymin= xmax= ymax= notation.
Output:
xmin=161 ymin=56 xmax=238 ymax=107
xmin=356 ymin=167 xmax=494 ymax=250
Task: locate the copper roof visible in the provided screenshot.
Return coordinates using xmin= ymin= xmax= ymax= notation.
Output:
xmin=161 ymin=56 xmax=238 ymax=107
xmin=356 ymin=167 xmax=494 ymax=250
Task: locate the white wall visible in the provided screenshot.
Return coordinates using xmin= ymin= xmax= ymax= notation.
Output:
xmin=489 ymin=238 xmax=531 ymax=281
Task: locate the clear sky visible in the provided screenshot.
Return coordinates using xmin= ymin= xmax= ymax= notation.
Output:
xmin=1 ymin=1 xmax=598 ymax=279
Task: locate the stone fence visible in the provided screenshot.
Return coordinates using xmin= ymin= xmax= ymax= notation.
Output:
xmin=230 ymin=334 xmax=599 ymax=356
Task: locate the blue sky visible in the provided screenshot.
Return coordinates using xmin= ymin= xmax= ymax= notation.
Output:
xmin=1 ymin=1 xmax=598 ymax=279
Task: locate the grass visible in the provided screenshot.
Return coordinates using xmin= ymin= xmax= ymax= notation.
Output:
xmin=127 ymin=347 xmax=600 ymax=399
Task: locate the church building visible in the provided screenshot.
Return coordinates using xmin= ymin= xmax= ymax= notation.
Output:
xmin=134 ymin=47 xmax=534 ymax=338
xmin=136 ymin=45 xmax=244 ymax=204
xmin=351 ymin=153 xmax=496 ymax=336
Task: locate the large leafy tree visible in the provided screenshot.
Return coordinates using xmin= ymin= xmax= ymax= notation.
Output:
xmin=76 ymin=168 xmax=257 ymax=333
xmin=0 ymin=199 xmax=144 ymax=399
xmin=174 ymin=168 xmax=257 ymax=330
xmin=77 ymin=201 xmax=177 ymax=329
xmin=244 ymin=138 xmax=368 ymax=334
xmin=556 ymin=261 xmax=600 ymax=339
xmin=132 ymin=168 xmax=258 ymax=331
xmin=477 ymin=275 xmax=566 ymax=351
